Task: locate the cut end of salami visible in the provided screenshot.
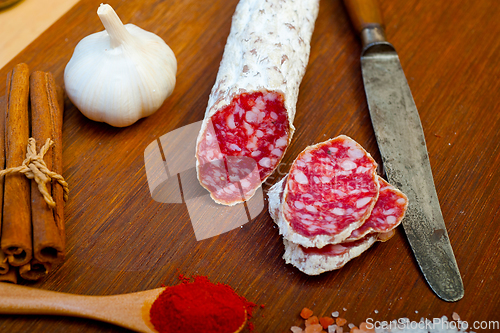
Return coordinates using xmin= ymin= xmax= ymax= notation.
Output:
xmin=197 ymin=90 xmax=290 ymax=205
xmin=268 ymin=135 xmax=408 ymax=275
xmin=195 ymin=0 xmax=320 ymax=206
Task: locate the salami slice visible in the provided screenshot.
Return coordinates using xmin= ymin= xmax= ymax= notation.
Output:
xmin=282 ymin=235 xmax=377 ymax=275
xmin=196 ymin=0 xmax=320 ymax=205
xmin=268 ymin=135 xmax=380 ymax=248
xmin=282 ymin=230 xmax=400 ymax=275
xmin=344 ymin=177 xmax=408 ymax=241
xmin=377 ymin=229 xmax=397 ymax=242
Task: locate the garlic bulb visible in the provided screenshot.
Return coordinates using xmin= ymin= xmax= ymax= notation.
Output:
xmin=64 ymin=4 xmax=177 ymax=127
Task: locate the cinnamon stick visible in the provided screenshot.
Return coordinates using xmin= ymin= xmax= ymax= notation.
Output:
xmin=52 ymin=80 xmax=65 ymax=245
xmin=29 ymin=71 xmax=65 ymax=264
xmin=19 ymin=259 xmax=50 ymax=281
xmin=1 ymin=63 xmax=32 ymax=267
xmin=0 ymin=266 xmax=17 ymax=284
xmin=0 ymin=250 xmax=8 ymax=274
xmin=0 ymin=96 xmax=6 ymax=273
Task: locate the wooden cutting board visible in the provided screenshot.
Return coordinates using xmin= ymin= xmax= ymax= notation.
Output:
xmin=1 ymin=0 xmax=499 ymax=332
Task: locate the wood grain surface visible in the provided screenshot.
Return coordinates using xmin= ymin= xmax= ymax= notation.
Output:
xmin=1 ymin=0 xmax=499 ymax=332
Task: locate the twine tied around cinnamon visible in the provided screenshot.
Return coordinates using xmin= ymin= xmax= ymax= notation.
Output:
xmin=0 ymin=138 xmax=68 ymax=208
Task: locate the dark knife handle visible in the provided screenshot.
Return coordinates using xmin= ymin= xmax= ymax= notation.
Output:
xmin=343 ymin=0 xmax=391 ymax=53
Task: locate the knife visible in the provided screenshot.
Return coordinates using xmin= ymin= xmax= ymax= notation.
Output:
xmin=343 ymin=0 xmax=464 ymax=301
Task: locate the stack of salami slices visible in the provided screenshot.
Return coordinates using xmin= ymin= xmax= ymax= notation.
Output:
xmin=268 ymin=135 xmax=408 ymax=275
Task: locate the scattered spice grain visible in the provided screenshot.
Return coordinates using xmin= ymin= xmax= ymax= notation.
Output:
xmin=336 ymin=317 xmax=347 ymax=327
xmin=304 ymin=323 xmax=323 ymax=333
xmin=300 ymin=307 xmax=314 ymax=319
xmin=319 ymin=317 xmax=334 ymax=329
xmin=358 ymin=322 xmax=375 ymax=332
xmin=291 ymin=308 xmax=472 ymax=333
xmin=305 ymin=315 xmax=319 ymax=326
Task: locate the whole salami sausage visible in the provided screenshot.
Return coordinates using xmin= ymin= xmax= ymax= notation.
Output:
xmin=269 ymin=135 xmax=380 ymax=248
xmin=196 ymin=0 xmax=320 ymax=205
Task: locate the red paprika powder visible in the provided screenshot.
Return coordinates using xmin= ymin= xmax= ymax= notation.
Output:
xmin=149 ymin=275 xmax=256 ymax=333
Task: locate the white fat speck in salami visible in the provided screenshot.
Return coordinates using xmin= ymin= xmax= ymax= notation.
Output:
xmin=269 ymin=135 xmax=379 ymax=248
xmin=345 ymin=177 xmax=408 ymax=241
xmin=196 ymin=0 xmax=320 ymax=205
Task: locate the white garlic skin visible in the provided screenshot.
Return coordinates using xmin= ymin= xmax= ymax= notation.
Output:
xmin=64 ymin=22 xmax=177 ymax=127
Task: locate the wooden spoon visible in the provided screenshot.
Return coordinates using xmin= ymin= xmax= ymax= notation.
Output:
xmin=0 ymin=282 xmax=247 ymax=333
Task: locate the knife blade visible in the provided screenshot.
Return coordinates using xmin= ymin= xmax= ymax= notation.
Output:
xmin=343 ymin=0 xmax=464 ymax=302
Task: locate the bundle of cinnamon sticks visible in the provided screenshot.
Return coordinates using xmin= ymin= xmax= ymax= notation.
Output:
xmin=0 ymin=63 xmax=65 ymax=283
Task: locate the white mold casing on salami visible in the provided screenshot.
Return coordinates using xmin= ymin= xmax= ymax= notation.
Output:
xmin=282 ymin=230 xmax=400 ymax=275
xmin=196 ymin=0 xmax=320 ymax=206
xmin=282 ymin=235 xmax=377 ymax=275
xmin=268 ymin=135 xmax=380 ymax=248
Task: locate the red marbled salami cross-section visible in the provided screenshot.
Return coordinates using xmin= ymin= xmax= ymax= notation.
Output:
xmin=284 ymin=136 xmax=379 ymax=238
xmin=197 ymin=91 xmax=289 ymax=204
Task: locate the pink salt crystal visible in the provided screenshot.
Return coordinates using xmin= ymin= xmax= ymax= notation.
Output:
xmin=359 ymin=322 xmax=376 ymax=333
xmin=452 ymin=312 xmax=460 ymax=321
xmin=304 ymin=324 xmax=323 ymax=333
xmin=291 ymin=326 xmax=304 ymax=333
